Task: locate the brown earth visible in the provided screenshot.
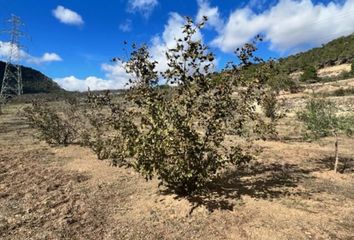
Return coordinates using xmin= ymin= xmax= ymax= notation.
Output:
xmin=0 ymin=97 xmax=353 ymax=239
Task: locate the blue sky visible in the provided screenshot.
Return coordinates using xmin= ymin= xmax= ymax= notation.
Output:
xmin=0 ymin=0 xmax=354 ymax=91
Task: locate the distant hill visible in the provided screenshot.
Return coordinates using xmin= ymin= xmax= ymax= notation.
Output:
xmin=213 ymin=33 xmax=354 ymax=92
xmin=0 ymin=61 xmax=64 ymax=94
xmin=278 ymin=33 xmax=354 ymax=73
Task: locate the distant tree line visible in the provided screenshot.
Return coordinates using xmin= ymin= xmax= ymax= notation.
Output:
xmin=278 ymin=34 xmax=354 ymax=73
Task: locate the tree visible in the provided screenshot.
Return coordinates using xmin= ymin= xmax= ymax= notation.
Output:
xmin=22 ymin=17 xmax=277 ymax=195
xmin=300 ymin=65 xmax=318 ymax=82
xmin=297 ymin=98 xmax=354 ymax=172
xmin=113 ymin=17 xmax=274 ymax=194
xmin=350 ymin=59 xmax=354 ymax=74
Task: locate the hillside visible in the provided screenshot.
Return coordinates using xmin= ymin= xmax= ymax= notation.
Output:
xmin=216 ymin=33 xmax=354 ymax=90
xmin=0 ymin=61 xmax=64 ymax=94
xmin=278 ymin=33 xmax=354 ymax=73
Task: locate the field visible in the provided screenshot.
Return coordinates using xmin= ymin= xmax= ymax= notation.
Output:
xmin=1 ymin=80 xmax=354 ymax=239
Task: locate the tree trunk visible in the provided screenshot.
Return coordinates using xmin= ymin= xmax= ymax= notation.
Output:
xmin=334 ymin=133 xmax=339 ymax=173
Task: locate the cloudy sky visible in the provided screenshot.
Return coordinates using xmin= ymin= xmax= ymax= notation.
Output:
xmin=1 ymin=0 xmax=354 ymax=91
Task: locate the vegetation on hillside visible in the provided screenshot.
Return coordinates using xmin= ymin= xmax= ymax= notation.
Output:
xmin=0 ymin=61 xmax=64 ymax=94
xmin=233 ymin=33 xmax=354 ymax=86
xmin=300 ymin=65 xmax=318 ymax=82
xmin=279 ymin=33 xmax=354 ymax=73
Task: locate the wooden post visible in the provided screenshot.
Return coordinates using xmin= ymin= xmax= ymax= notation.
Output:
xmin=334 ymin=132 xmax=339 ymax=173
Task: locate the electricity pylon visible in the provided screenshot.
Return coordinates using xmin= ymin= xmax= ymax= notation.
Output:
xmin=0 ymin=15 xmax=25 ymax=114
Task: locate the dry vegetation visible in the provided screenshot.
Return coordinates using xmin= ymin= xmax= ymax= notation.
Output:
xmin=318 ymin=64 xmax=351 ymax=78
xmin=1 ymin=79 xmax=354 ymax=239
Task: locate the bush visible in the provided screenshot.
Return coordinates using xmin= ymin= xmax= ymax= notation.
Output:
xmin=297 ymin=98 xmax=338 ymax=139
xmin=267 ymin=68 xmax=302 ymax=94
xmin=300 ymin=65 xmax=318 ymax=82
xmin=262 ymin=91 xmax=280 ymax=121
xmin=23 ymin=17 xmax=277 ymax=195
xmin=81 ymin=91 xmax=138 ymax=166
xmin=23 ymin=101 xmax=76 ymax=146
xmin=297 ymin=98 xmax=354 ymax=172
xmin=114 ymin=18 xmax=275 ymax=194
xmin=81 ymin=91 xmax=114 ymax=160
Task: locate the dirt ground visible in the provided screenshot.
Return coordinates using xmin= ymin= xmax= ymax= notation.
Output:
xmin=0 ymin=95 xmax=353 ymax=239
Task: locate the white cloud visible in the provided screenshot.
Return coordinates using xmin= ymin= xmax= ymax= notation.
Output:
xmin=128 ymin=0 xmax=158 ymax=17
xmin=54 ymin=62 xmax=131 ymax=92
xmin=101 ymin=62 xmax=131 ymax=86
xmin=196 ymin=0 xmax=224 ymax=32
xmin=52 ymin=5 xmax=84 ymax=26
xmin=0 ymin=41 xmax=62 ymax=64
xmin=212 ymin=7 xmax=265 ymax=52
xmin=212 ymin=0 xmax=354 ymax=53
xmin=0 ymin=41 xmax=27 ymax=61
xmin=119 ymin=19 xmax=132 ymax=32
xmin=41 ymin=53 xmax=62 ymax=62
xmin=54 ymin=76 xmax=120 ymax=92
xmin=27 ymin=53 xmax=62 ymax=64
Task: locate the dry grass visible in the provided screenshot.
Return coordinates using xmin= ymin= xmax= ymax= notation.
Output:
xmin=290 ymin=64 xmax=351 ymax=79
xmin=318 ymin=64 xmax=351 ymax=78
xmin=0 ymin=92 xmax=353 ymax=239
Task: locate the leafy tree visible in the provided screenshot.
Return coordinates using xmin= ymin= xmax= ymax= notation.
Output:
xmin=351 ymin=59 xmax=354 ymax=74
xmin=113 ymin=17 xmax=274 ymax=194
xmin=300 ymin=65 xmax=318 ymax=82
xmin=297 ymin=98 xmax=354 ymax=172
xmin=22 ymin=16 xmax=277 ymax=195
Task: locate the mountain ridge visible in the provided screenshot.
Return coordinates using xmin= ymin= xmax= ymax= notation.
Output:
xmin=278 ymin=33 xmax=354 ymax=73
xmin=0 ymin=61 xmax=64 ymax=94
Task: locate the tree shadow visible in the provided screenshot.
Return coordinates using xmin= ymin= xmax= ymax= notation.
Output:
xmin=164 ymin=161 xmax=316 ymax=213
xmin=312 ymin=156 xmax=354 ymax=173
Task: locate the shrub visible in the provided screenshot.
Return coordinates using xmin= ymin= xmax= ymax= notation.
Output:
xmin=81 ymin=91 xmax=138 ymax=166
xmin=297 ymin=98 xmax=354 ymax=172
xmin=22 ymin=16 xmax=277 ymax=195
xmin=267 ymin=68 xmax=302 ymax=94
xmin=300 ymin=65 xmax=318 ymax=82
xmin=23 ymin=101 xmax=76 ymax=146
xmin=297 ymin=99 xmax=337 ymax=139
xmin=262 ymin=91 xmax=280 ymax=121
xmin=81 ymin=91 xmax=113 ymax=159
xmin=115 ymin=18 xmax=274 ymax=194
